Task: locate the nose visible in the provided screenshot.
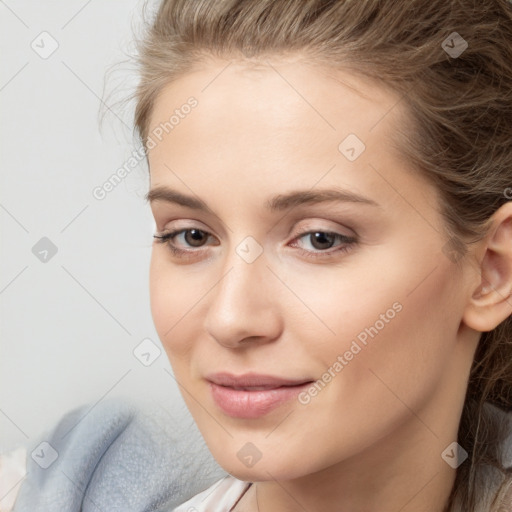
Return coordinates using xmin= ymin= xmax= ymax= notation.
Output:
xmin=203 ymin=248 xmax=283 ymax=349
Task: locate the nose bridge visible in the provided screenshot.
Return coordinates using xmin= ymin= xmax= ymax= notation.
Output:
xmin=213 ymin=239 xmax=268 ymax=314
xmin=204 ymin=236 xmax=282 ymax=345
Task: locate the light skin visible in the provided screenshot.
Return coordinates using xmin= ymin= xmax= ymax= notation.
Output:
xmin=146 ymin=55 xmax=512 ymax=512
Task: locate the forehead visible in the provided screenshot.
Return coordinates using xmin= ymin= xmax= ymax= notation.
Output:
xmin=147 ymin=57 xmax=405 ymax=160
xmin=145 ymin=57 xmax=438 ymax=223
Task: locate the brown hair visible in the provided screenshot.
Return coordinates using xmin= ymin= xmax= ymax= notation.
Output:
xmin=132 ymin=1 xmax=512 ymax=509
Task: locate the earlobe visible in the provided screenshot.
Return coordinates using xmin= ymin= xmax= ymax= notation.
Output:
xmin=462 ymin=206 xmax=512 ymax=333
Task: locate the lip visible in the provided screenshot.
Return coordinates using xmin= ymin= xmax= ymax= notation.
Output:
xmin=206 ymin=372 xmax=314 ymax=419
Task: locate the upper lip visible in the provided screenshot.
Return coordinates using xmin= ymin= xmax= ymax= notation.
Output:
xmin=206 ymin=372 xmax=313 ymax=389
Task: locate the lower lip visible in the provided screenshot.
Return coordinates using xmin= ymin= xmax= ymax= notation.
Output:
xmin=209 ymin=381 xmax=312 ymax=419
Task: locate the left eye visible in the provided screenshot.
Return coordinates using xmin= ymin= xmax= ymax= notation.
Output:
xmin=292 ymin=231 xmax=352 ymax=252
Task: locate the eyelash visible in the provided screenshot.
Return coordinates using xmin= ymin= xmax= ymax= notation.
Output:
xmin=153 ymin=227 xmax=357 ymax=261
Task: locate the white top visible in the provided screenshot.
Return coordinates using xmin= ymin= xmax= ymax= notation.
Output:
xmin=172 ymin=475 xmax=252 ymax=512
xmin=0 ymin=447 xmax=27 ymax=512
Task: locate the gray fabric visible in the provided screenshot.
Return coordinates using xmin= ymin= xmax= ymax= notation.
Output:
xmin=12 ymin=397 xmax=228 ymax=511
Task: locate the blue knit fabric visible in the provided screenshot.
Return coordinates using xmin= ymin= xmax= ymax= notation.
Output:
xmin=12 ymin=397 xmax=228 ymax=511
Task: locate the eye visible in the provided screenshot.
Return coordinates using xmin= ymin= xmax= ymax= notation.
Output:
xmin=289 ymin=230 xmax=356 ymax=260
xmin=153 ymin=227 xmax=357 ymax=261
xmin=153 ymin=228 xmax=216 ymax=259
xmin=166 ymin=228 xmax=209 ymax=247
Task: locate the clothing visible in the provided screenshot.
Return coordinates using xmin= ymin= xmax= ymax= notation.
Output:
xmin=3 ymin=397 xmax=228 ymax=512
xmin=0 ymin=447 xmax=26 ymax=512
xmin=171 ymin=475 xmax=251 ymax=512
xmin=2 ymin=397 xmax=512 ymax=511
xmin=0 ymin=453 xmax=249 ymax=512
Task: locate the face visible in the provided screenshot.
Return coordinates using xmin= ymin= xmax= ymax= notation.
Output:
xmin=146 ymin=56 xmax=476 ymax=482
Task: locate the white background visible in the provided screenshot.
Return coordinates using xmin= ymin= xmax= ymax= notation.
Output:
xmin=0 ymin=0 xmax=186 ymax=452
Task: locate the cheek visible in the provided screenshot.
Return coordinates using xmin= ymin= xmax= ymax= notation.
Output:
xmin=149 ymin=252 xmax=169 ymax=339
xmin=149 ymin=251 xmax=194 ymax=358
xmin=324 ymin=262 xmax=460 ymax=422
xmin=296 ymin=248 xmax=461 ymax=410
xmin=278 ymin=267 xmax=461 ymax=470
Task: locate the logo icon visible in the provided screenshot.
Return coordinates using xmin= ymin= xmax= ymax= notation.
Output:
xmin=236 ymin=236 xmax=263 ymax=264
xmin=338 ymin=133 xmax=366 ymax=162
xmin=441 ymin=442 xmax=468 ymax=469
xmin=442 ymin=32 xmax=468 ymax=59
xmin=32 ymin=237 xmax=58 ymax=263
xmin=31 ymin=441 xmax=59 ymax=469
xmin=237 ymin=442 xmax=263 ymax=468
xmin=133 ymin=338 xmax=161 ymax=366
xmin=31 ymin=32 xmax=59 ymax=59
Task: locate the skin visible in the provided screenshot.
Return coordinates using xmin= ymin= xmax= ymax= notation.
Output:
xmin=146 ymin=56 xmax=512 ymax=512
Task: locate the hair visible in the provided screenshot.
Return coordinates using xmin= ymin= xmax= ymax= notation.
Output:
xmin=131 ymin=1 xmax=512 ymax=510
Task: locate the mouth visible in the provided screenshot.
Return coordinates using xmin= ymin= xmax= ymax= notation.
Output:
xmin=206 ymin=372 xmax=313 ymax=388
xmin=206 ymin=372 xmax=314 ymax=419
xmin=228 ymin=385 xmax=296 ymax=391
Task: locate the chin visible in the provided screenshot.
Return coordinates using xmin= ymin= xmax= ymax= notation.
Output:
xmin=210 ymin=449 xmax=311 ymax=482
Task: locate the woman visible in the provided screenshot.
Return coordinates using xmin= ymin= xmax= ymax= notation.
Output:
xmin=4 ymin=0 xmax=512 ymax=511
xmin=139 ymin=0 xmax=512 ymax=510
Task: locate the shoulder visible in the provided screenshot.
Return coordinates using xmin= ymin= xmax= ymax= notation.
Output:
xmin=483 ymin=403 xmax=512 ymax=510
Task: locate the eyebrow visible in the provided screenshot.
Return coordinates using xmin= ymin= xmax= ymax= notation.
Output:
xmin=144 ymin=185 xmax=379 ymax=212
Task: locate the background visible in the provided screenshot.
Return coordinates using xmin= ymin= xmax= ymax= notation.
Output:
xmin=0 ymin=0 xmax=185 ymax=452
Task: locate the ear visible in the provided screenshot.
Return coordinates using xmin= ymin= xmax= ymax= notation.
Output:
xmin=463 ymin=202 xmax=512 ymax=332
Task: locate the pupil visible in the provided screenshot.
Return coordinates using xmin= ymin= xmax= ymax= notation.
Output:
xmin=187 ymin=229 xmax=205 ymax=247
xmin=312 ymin=232 xmax=334 ymax=250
